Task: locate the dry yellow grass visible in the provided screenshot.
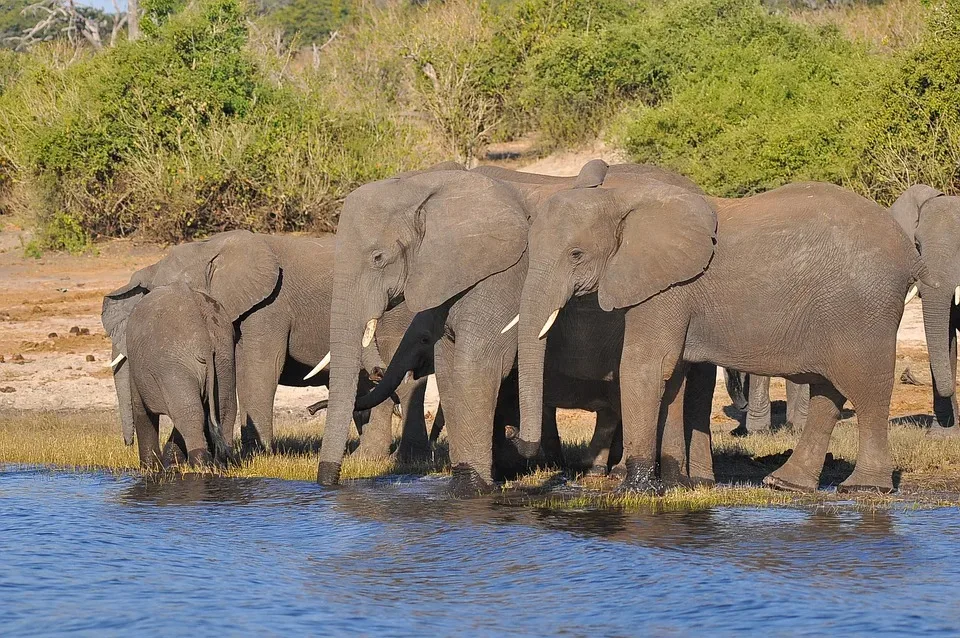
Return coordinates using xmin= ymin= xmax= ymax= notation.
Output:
xmin=786 ymin=0 xmax=928 ymax=54
xmin=2 ymin=408 xmax=960 ymax=508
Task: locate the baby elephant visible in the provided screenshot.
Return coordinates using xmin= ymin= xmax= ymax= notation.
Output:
xmin=125 ymin=283 xmax=237 ymax=469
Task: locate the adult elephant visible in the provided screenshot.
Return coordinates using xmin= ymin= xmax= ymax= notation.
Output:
xmin=318 ymin=160 xmax=717 ymax=491
xmin=891 ymin=185 xmax=960 ymax=432
xmin=515 ymin=175 xmax=928 ymax=493
xmin=101 ymin=230 xmax=428 ymax=460
xmin=724 ymin=370 xmax=809 ymax=433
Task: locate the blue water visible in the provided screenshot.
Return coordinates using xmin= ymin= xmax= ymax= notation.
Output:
xmin=2 ymin=467 xmax=960 ymax=636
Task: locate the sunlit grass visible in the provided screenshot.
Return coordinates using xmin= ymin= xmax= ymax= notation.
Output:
xmin=3 ymin=409 xmax=960 ymax=509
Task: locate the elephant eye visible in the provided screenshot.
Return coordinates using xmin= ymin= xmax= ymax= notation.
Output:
xmin=570 ymin=248 xmax=584 ymax=262
xmin=372 ymin=251 xmax=385 ymax=267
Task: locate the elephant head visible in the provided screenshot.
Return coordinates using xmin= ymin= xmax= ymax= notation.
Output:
xmin=317 ymin=170 xmax=529 ymax=484
xmin=101 ymin=230 xmax=280 ymax=445
xmin=891 ymin=185 xmax=960 ymax=417
xmin=514 ymin=181 xmax=717 ymax=453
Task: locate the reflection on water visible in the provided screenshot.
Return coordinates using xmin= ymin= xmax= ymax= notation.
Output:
xmin=2 ymin=468 xmax=960 ymax=635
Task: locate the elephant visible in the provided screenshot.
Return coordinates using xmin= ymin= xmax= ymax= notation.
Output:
xmin=724 ymin=370 xmax=810 ymax=433
xmin=891 ymin=185 xmax=960 ymax=432
xmin=514 ymin=172 xmax=929 ymax=494
xmin=124 ymin=283 xmax=235 ymax=469
xmin=318 ymin=160 xmax=718 ymax=492
xmin=101 ymin=230 xmax=429 ymax=461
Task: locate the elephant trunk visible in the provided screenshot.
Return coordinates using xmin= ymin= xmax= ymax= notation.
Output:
xmin=923 ymin=287 xmax=957 ymax=401
xmin=353 ymin=348 xmax=417 ymax=411
xmin=515 ymin=266 xmax=569 ymax=458
xmin=111 ymin=342 xmax=135 ymax=446
xmin=317 ymin=271 xmax=368 ymax=485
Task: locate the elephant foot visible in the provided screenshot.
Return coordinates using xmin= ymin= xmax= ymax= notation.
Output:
xmin=615 ymin=457 xmax=665 ymax=496
xmin=927 ymin=424 xmax=960 ymax=439
xmin=676 ymin=475 xmax=716 ymax=489
xmin=187 ymin=448 xmax=213 ymax=467
xmin=762 ymin=470 xmax=818 ymax=493
xmin=608 ymin=463 xmax=627 ymax=481
xmin=586 ymin=464 xmax=608 ymax=477
xmin=451 ymin=463 xmax=494 ymax=497
xmin=317 ymin=461 xmax=342 ymax=486
xmin=161 ymin=440 xmax=187 ymax=469
xmin=659 ymin=455 xmax=684 ymax=487
xmin=837 ymin=468 xmax=894 ymax=494
xmin=745 ymin=417 xmax=771 ymax=435
xmin=351 ymin=445 xmax=391 ymax=461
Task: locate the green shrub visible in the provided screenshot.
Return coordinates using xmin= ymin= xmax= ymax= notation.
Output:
xmin=0 ymin=0 xmax=415 ymax=241
xmin=856 ymin=0 xmax=960 ymax=202
xmin=616 ymin=0 xmax=880 ymax=196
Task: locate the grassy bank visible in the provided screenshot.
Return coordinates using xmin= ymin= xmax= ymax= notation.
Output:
xmin=3 ymin=409 xmax=960 ymax=509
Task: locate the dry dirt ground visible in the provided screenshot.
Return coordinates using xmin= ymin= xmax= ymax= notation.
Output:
xmin=0 ymin=149 xmax=937 ymax=435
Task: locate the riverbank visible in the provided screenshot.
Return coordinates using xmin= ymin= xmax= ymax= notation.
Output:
xmin=4 ymin=409 xmax=960 ymax=510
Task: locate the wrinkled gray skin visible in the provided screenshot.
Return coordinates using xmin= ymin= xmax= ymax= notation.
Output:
xmin=724 ymin=370 xmax=809 ymax=432
xmin=890 ymin=185 xmax=960 ymax=431
xmin=320 ymin=161 xmax=717 ymax=491
xmin=518 ymin=178 xmax=927 ymax=494
xmin=102 ymin=230 xmax=428 ymax=460
xmin=125 ymin=283 xmax=236 ymax=468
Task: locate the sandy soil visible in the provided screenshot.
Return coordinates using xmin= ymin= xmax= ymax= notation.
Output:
xmin=0 ymin=148 xmax=936 ymax=427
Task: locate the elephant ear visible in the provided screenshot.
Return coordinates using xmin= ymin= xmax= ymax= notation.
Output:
xmin=401 ymin=171 xmax=529 ymax=312
xmin=101 ymin=262 xmax=159 ymax=353
xmin=890 ymin=184 xmax=943 ymax=245
xmin=598 ymin=186 xmax=717 ymax=311
xmin=572 ymin=159 xmax=608 ymax=189
xmin=183 ymin=230 xmax=281 ymax=322
xmin=193 ymin=288 xmax=236 ymax=355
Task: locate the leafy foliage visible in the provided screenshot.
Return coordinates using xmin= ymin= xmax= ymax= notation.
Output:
xmin=0 ymin=0 xmax=413 ymax=243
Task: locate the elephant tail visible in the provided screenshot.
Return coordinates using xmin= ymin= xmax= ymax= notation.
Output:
xmin=204 ymin=352 xmax=231 ymax=464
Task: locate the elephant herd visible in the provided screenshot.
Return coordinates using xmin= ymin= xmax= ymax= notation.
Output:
xmin=101 ymin=159 xmax=959 ymax=495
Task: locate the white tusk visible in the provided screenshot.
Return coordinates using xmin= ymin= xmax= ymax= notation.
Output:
xmin=107 ymin=353 xmax=126 ymax=369
xmin=905 ymin=286 xmax=919 ymax=305
xmin=955 ymin=286 xmax=959 ymax=306
xmin=361 ymin=318 xmax=378 ymax=348
xmin=538 ymin=309 xmax=560 ymax=339
xmin=500 ymin=314 xmax=520 ymax=334
xmin=303 ymin=352 xmax=331 ymax=380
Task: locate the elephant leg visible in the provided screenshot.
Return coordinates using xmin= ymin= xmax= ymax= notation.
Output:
xmin=838 ymin=379 xmax=896 ymax=494
xmin=433 ymin=337 xmax=499 ymax=494
xmin=745 ymin=375 xmax=771 ymax=433
xmin=684 ymin=362 xmax=716 ymax=486
xmin=130 ymin=379 xmax=161 ymax=472
xmin=429 ymin=404 xmax=445 ymax=442
xmin=541 ymin=408 xmax=564 ymax=468
xmin=659 ymin=362 xmax=690 ymax=488
xmin=235 ymin=337 xmax=283 ymax=456
xmin=764 ymin=382 xmax=845 ymax=492
xmin=931 ymin=317 xmax=958 ymax=429
xmin=162 ymin=429 xmax=188 ymax=469
xmin=354 ymin=401 xmax=394 ymax=460
xmin=785 ymin=380 xmax=810 ymax=430
xmin=584 ymin=408 xmax=620 ymax=476
xmin=166 ymin=389 xmax=213 ymax=467
xmin=394 ymin=376 xmax=431 ymax=462
xmin=618 ymin=313 xmax=685 ymax=494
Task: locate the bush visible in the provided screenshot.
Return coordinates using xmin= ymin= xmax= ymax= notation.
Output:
xmin=856 ymin=0 xmax=960 ymax=202
xmin=616 ymin=0 xmax=881 ymax=196
xmin=0 ymin=0 xmax=415 ymax=242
